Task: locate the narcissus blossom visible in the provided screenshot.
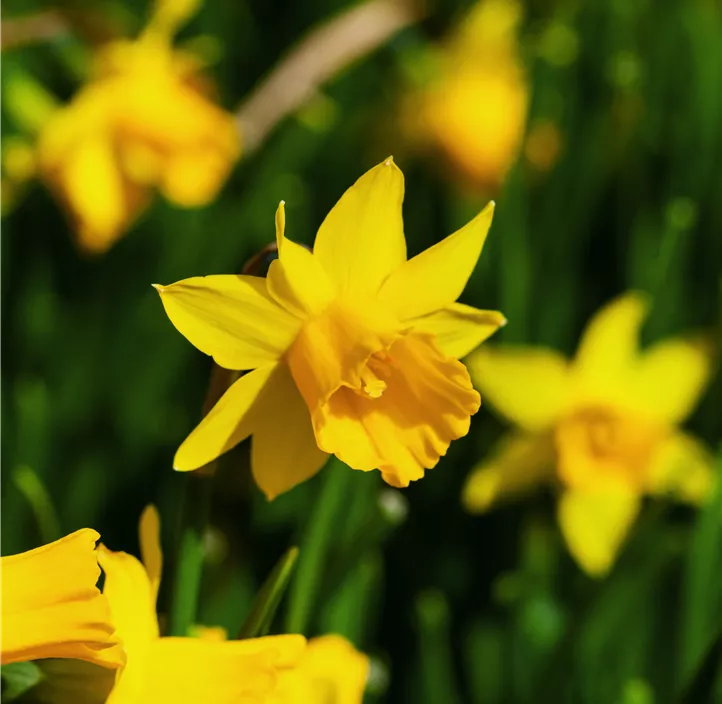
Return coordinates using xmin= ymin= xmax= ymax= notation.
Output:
xmin=404 ymin=0 xmax=528 ymax=191
xmin=463 ymin=293 xmax=716 ymax=576
xmin=37 ymin=0 xmax=240 ymax=254
xmin=274 ymin=634 xmax=369 ymax=703
xmin=99 ymin=506 xmax=306 ymax=703
xmin=156 ymin=159 xmax=505 ymax=498
xmin=1 ymin=529 xmax=125 ymax=668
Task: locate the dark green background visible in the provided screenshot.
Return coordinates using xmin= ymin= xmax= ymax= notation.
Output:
xmin=2 ymin=0 xmax=721 ymax=701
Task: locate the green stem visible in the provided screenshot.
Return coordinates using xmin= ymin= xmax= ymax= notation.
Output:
xmin=285 ymin=457 xmax=349 ymax=635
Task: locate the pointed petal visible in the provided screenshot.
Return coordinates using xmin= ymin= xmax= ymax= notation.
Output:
xmin=557 ymin=490 xmax=640 ymax=577
xmin=173 ymin=365 xmax=276 ymax=472
xmin=467 ymin=346 xmax=571 ymax=431
xmin=266 ymin=201 xmax=335 ymax=318
xmin=250 ymin=363 xmax=329 ymax=500
xmin=631 ymin=337 xmax=714 ymax=424
xmin=139 ymin=506 xmax=162 ymax=604
xmin=648 ymin=431 xmax=716 ymax=505
xmin=313 ymin=158 xmax=406 ymax=299
xmin=97 ymin=546 xmax=159 ymax=655
xmin=155 ymin=275 xmax=300 ymax=370
xmin=378 ymin=202 xmax=494 ymax=320
xmin=1 ymin=530 xmax=124 ymax=668
xmin=411 ymin=303 xmax=506 ymax=358
xmin=463 ymin=432 xmax=555 ymax=512
xmin=573 ymin=293 xmax=648 ymax=397
xmin=136 ymin=635 xmax=306 ymax=703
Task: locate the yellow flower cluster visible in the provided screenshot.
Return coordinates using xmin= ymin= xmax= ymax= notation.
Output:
xmin=36 ymin=0 xmax=240 ymax=254
xmin=1 ymin=507 xmax=369 ymax=703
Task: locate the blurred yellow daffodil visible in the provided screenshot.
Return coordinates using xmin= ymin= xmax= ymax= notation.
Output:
xmin=1 ymin=529 xmax=125 ymax=668
xmin=273 ymin=634 xmax=369 ymax=703
xmin=37 ymin=0 xmax=240 ymax=254
xmin=463 ymin=293 xmax=716 ymax=576
xmin=405 ymin=0 xmax=528 ymax=191
xmin=98 ymin=505 xmax=306 ymax=703
xmin=156 ymin=158 xmax=505 ymax=498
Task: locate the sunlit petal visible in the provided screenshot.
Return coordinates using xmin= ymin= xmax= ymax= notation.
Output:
xmin=174 ymin=365 xmax=277 ymax=472
xmin=467 ymin=346 xmax=571 ymax=430
xmin=154 ymin=275 xmax=300 ymax=370
xmin=411 ymin=303 xmax=506 ymax=358
xmin=266 ymin=201 xmax=335 ymax=318
xmin=378 ymin=202 xmax=494 ymax=319
xmin=1 ymin=530 xmax=124 ymax=668
xmin=631 ymin=337 xmax=714 ymax=424
xmin=313 ymin=158 xmax=406 ymax=299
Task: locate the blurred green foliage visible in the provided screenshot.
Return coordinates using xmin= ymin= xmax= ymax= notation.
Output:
xmin=2 ymin=0 xmax=721 ymax=702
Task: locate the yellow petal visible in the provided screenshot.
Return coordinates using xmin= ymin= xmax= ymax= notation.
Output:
xmin=313 ymin=158 xmax=406 ymax=299
xmin=126 ymin=635 xmax=306 ymax=704
xmin=61 ymin=132 xmax=130 ymax=254
xmin=97 ymin=546 xmax=159 ymax=657
xmin=467 ymin=346 xmax=571 ymax=431
xmin=31 ymin=659 xmax=116 ymax=704
xmin=573 ymin=292 xmax=648 ymax=398
xmin=159 ymin=146 xmax=236 ymax=207
xmin=411 ymin=303 xmax=506 ymax=358
xmin=631 ymin=337 xmax=714 ymax=424
xmin=557 ymin=490 xmax=640 ymax=577
xmin=174 ymin=365 xmax=277 ymax=472
xmin=647 ymin=431 xmax=716 ymax=505
xmin=266 ymin=201 xmax=335 ymax=318
xmin=139 ymin=505 xmax=162 ymax=603
xmin=154 ymin=275 xmax=300 ymax=370
xmin=378 ymin=202 xmax=494 ymax=320
xmin=1 ymin=529 xmax=124 ymax=668
xmin=463 ymin=432 xmax=554 ymax=513
xmin=250 ymin=363 xmax=329 ymax=500
xmin=314 ymin=333 xmax=480 ymax=486
xmin=275 ymin=634 xmax=369 ymax=704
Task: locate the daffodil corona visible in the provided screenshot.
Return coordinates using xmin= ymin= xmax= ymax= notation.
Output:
xmin=99 ymin=506 xmax=306 ymax=703
xmin=37 ymin=0 xmax=240 ymax=253
xmin=156 ymin=159 xmax=505 ymax=498
xmin=1 ymin=529 xmax=125 ymax=668
xmin=463 ymin=293 xmax=716 ymax=576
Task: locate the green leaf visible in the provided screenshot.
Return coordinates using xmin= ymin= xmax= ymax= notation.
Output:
xmin=239 ymin=546 xmax=299 ymax=638
xmin=1 ymin=662 xmax=43 ymax=701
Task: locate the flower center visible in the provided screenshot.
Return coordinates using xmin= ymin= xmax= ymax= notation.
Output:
xmin=555 ymin=406 xmax=665 ymax=491
xmin=357 ymin=353 xmax=393 ymax=399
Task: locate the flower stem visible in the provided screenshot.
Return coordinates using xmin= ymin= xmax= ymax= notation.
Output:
xmin=168 ymin=365 xmax=238 ymax=637
xmin=285 ymin=457 xmax=349 ymax=635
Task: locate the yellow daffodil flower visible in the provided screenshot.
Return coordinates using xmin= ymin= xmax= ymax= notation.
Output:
xmin=405 ymin=0 xmax=528 ymax=191
xmin=155 ymin=158 xmax=505 ymax=498
xmin=37 ymin=0 xmax=240 ymax=254
xmin=463 ymin=293 xmax=716 ymax=576
xmin=98 ymin=506 xmax=306 ymax=703
xmin=1 ymin=529 xmax=125 ymax=668
xmin=273 ymin=634 xmax=369 ymax=703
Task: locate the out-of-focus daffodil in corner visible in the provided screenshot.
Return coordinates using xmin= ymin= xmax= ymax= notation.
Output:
xmin=36 ymin=0 xmax=240 ymax=254
xmin=463 ymin=293 xmax=716 ymax=577
xmin=98 ymin=505 xmax=306 ymax=703
xmin=274 ymin=634 xmax=370 ymax=703
xmin=0 ymin=529 xmax=125 ymax=668
xmin=403 ymin=0 xmax=528 ymax=191
xmin=155 ymin=158 xmax=505 ymax=499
